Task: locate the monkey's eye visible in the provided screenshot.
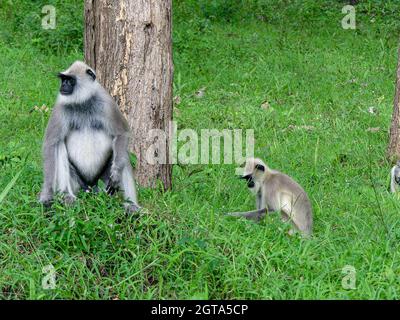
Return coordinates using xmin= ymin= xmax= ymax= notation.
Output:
xmin=86 ymin=69 xmax=96 ymax=81
xmin=58 ymin=73 xmax=75 ymax=84
xmin=255 ymin=164 xmax=265 ymax=172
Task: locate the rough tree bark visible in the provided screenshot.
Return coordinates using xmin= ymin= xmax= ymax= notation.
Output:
xmin=387 ymin=45 xmax=400 ymax=162
xmin=84 ymin=0 xmax=173 ymax=189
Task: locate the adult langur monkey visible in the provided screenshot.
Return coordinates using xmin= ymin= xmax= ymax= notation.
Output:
xmin=39 ymin=61 xmax=140 ymax=212
xmin=227 ymin=157 xmax=313 ymax=236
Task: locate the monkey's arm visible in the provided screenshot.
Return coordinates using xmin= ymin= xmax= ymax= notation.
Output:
xmin=108 ymin=129 xmax=140 ymax=211
xmin=226 ymin=208 xmax=267 ymax=222
xmin=107 ymin=132 xmax=130 ymax=192
xmin=390 ymin=166 xmax=399 ymax=193
xmin=256 ymin=192 xmax=262 ymax=210
xmin=106 ymin=102 xmax=140 ymax=210
xmin=39 ymin=109 xmax=64 ymax=205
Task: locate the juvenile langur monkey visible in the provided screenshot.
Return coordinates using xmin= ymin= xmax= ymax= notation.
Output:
xmin=39 ymin=61 xmax=140 ymax=212
xmin=227 ymin=158 xmax=313 ymax=236
xmin=390 ymin=160 xmax=400 ymax=193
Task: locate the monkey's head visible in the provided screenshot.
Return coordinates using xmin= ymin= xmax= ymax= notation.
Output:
xmin=57 ymin=61 xmax=98 ymax=104
xmin=239 ymin=157 xmax=266 ymax=193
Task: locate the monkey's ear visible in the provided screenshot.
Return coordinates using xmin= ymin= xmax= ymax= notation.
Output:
xmin=86 ymin=69 xmax=96 ymax=81
xmin=255 ymin=164 xmax=265 ymax=172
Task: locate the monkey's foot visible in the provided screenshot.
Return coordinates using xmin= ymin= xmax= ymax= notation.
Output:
xmin=63 ymin=194 xmax=76 ymax=206
xmin=124 ymin=203 xmax=141 ymax=214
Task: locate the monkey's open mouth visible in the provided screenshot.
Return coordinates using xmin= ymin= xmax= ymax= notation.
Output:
xmin=240 ymin=174 xmax=255 ymax=188
xmin=240 ymin=174 xmax=252 ymax=181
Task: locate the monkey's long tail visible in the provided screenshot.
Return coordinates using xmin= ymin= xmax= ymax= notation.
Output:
xmin=225 ymin=208 xmax=267 ymax=222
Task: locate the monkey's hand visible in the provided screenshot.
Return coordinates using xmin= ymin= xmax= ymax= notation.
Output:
xmin=106 ymin=169 xmax=121 ymax=195
xmin=106 ymin=180 xmax=119 ymax=195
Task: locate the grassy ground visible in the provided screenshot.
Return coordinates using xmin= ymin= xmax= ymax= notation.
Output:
xmin=1 ymin=1 xmax=400 ymax=299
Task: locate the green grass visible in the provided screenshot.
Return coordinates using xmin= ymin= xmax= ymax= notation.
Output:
xmin=1 ymin=1 xmax=400 ymax=299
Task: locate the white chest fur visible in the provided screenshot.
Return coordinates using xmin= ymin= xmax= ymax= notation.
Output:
xmin=66 ymin=129 xmax=112 ymax=181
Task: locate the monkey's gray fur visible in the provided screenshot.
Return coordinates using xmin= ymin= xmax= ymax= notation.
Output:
xmin=39 ymin=61 xmax=139 ymax=212
xmin=227 ymin=157 xmax=313 ymax=236
xmin=390 ymin=160 xmax=400 ymax=193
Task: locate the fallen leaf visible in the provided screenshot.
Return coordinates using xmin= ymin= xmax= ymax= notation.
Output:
xmin=195 ymin=87 xmax=206 ymax=98
xmin=261 ymin=101 xmax=271 ymax=110
xmin=256 ymin=14 xmax=267 ymax=22
xmin=173 ymin=95 xmax=181 ymax=105
xmin=366 ymin=127 xmax=380 ymax=132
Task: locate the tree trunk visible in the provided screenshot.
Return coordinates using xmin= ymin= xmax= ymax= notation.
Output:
xmin=387 ymin=45 xmax=400 ymax=162
xmin=84 ymin=0 xmax=173 ymax=189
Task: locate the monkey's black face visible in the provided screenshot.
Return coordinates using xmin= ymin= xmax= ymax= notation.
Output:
xmin=58 ymin=73 xmax=76 ymax=95
xmin=240 ymin=174 xmax=255 ymax=188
